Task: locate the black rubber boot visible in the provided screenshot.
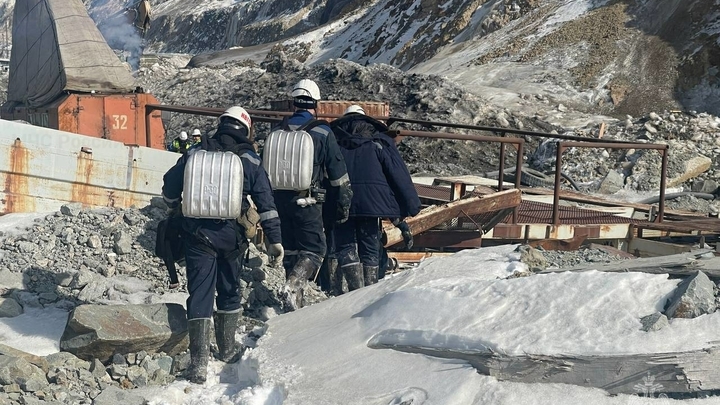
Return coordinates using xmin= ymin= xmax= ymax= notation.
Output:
xmin=364 ymin=265 xmax=379 ymax=286
xmin=214 ymin=311 xmax=244 ymax=363
xmin=344 ymin=263 xmax=365 ymax=291
xmin=186 ymin=318 xmax=211 ymax=384
xmin=283 ymin=256 xmax=320 ymax=310
xmin=327 ymin=257 xmax=344 ymax=296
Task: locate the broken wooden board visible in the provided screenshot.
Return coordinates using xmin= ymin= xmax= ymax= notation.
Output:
xmin=587 ymin=243 xmax=636 ymax=259
xmin=387 ymin=252 xmax=455 ymax=263
xmin=539 ymin=250 xmax=720 ymax=278
xmin=528 ymin=234 xmax=587 ymax=251
xmin=371 ymin=343 xmax=720 ymax=395
xmin=383 ymin=189 xmax=521 ymax=248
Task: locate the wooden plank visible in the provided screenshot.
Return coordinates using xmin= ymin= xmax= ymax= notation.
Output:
xmin=412 ymin=230 xmax=485 ymax=248
xmin=628 ymin=238 xmax=693 ymax=257
xmin=521 ymin=187 xmax=706 ymax=218
xmin=371 ymin=343 xmax=720 ymax=395
xmin=387 ymin=252 xmax=455 ymax=263
xmin=383 ymin=189 xmax=521 ymax=247
xmin=587 ymin=243 xmax=636 ymax=259
xmin=540 ymin=250 xmax=720 ymax=278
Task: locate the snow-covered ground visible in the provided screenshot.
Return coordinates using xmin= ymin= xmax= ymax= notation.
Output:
xmin=4 ymin=235 xmax=720 ymax=404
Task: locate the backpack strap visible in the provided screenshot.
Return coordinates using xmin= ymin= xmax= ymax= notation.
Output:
xmin=298 ymin=119 xmax=329 ymax=133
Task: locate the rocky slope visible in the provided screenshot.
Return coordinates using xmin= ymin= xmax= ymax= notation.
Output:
xmin=109 ymin=0 xmax=720 ymax=117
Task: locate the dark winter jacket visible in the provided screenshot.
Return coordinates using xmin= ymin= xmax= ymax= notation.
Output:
xmin=331 ymin=114 xmax=421 ymax=219
xmin=273 ymin=110 xmax=353 ymax=223
xmin=161 ymin=129 xmax=282 ymax=244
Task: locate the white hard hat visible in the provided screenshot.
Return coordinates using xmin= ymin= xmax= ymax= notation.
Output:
xmin=344 ymin=104 xmax=365 ymax=115
xmin=191 ymin=129 xmax=202 ymax=136
xmin=219 ymin=106 xmax=252 ymax=130
xmin=179 ymin=131 xmax=188 ymax=140
xmin=291 ymin=79 xmax=321 ymax=101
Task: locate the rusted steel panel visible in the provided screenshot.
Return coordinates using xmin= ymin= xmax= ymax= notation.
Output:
xmin=0 ymin=119 xmax=178 ymax=213
xmin=414 ymin=183 xmax=452 ymax=202
xmin=502 ymin=200 xmax=637 ymax=225
xmin=492 ymin=225 xmax=523 ymax=239
xmin=135 ymin=93 xmax=166 ymax=149
xmin=75 ymin=95 xmax=104 ymax=138
xmin=412 ymin=231 xmax=484 ymax=249
xmin=102 ymin=96 xmax=137 ymax=144
xmin=3 ymin=94 xmax=166 ymax=150
xmin=268 ymin=100 xmax=390 ymax=121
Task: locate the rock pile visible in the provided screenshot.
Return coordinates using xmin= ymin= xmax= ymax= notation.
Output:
xmin=138 ymin=55 xmax=720 ymax=211
xmin=0 ymin=202 xmax=329 ymax=403
xmin=0 ymin=201 xmax=327 ymax=319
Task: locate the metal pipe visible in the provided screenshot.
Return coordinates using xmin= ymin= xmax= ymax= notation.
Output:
xmin=498 ymin=143 xmax=506 ymax=191
xmin=513 ymin=142 xmax=523 ymax=224
xmin=659 ymin=149 xmax=668 ymax=223
xmin=145 ymin=105 xmax=153 ymax=148
xmin=553 ymin=143 xmax=565 ymax=225
xmin=391 ymin=130 xmax=525 ymax=146
xmin=146 ymin=104 xmax=639 ymax=145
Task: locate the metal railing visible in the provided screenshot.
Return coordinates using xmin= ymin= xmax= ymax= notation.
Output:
xmin=145 ymin=104 xmax=671 ymax=226
xmin=552 ymin=141 xmax=669 ymax=224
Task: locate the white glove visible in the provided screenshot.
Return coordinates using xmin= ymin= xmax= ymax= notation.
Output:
xmin=266 ymin=242 xmax=284 ymax=266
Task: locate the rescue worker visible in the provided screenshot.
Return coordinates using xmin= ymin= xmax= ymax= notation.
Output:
xmin=168 ymin=131 xmax=191 ymax=154
xmin=191 ymin=128 xmax=202 ymax=146
xmin=161 ymin=106 xmax=283 ymax=384
xmin=272 ymin=79 xmax=352 ymax=307
xmin=329 ymin=104 xmax=420 ymax=290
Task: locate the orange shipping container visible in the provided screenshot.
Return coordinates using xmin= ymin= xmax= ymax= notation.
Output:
xmin=269 ymin=100 xmax=390 ymax=120
xmin=1 ymin=93 xmax=166 ymax=150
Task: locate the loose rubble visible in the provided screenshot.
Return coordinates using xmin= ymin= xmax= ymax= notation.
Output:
xmin=137 ymin=55 xmax=720 ymax=214
xmin=0 ymin=202 xmax=328 ymax=403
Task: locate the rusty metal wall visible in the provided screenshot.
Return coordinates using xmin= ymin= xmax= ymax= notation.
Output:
xmin=0 ymin=119 xmax=178 ymax=213
xmin=2 ymin=93 xmax=166 ymax=150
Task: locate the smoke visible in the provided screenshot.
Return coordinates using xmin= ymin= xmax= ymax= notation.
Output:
xmin=88 ymin=0 xmax=145 ymax=71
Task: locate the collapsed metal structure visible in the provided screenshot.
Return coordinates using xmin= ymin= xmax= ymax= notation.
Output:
xmin=145 ymin=104 xmax=720 ymax=257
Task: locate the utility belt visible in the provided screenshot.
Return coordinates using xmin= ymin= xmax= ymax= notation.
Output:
xmin=294 ymin=185 xmax=326 ymax=207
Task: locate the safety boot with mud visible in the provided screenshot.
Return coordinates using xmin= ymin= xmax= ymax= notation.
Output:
xmin=186 ymin=318 xmax=211 ymax=384
xmin=364 ymin=265 xmax=379 ymax=286
xmin=214 ymin=311 xmax=244 ymax=363
xmin=344 ymin=263 xmax=365 ymax=291
xmin=280 ymin=257 xmax=310 ymax=310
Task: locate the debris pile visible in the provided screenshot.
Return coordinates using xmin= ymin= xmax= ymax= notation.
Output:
xmin=0 ymin=201 xmax=327 ymax=318
xmin=138 ymin=56 xmax=720 ymax=209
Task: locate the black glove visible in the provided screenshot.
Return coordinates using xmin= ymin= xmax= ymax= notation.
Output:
xmin=335 ymin=183 xmax=353 ymax=224
xmin=393 ymin=219 xmax=413 ymax=249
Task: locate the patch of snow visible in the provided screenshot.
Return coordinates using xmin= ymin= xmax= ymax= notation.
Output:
xmin=534 ymin=0 xmax=611 ymax=38
xmin=8 ymin=245 xmax=720 ymax=403
xmin=0 ymin=307 xmax=68 ymax=356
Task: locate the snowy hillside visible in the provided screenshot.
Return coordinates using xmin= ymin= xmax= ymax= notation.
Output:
xmin=1 ymin=0 xmax=718 ymax=116
xmin=126 ymin=0 xmax=720 ymax=116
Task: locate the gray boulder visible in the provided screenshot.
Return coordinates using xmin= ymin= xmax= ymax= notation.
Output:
xmin=640 ymin=312 xmax=669 ymax=332
xmin=598 ymin=170 xmax=624 ymax=194
xmin=93 ymin=386 xmax=146 ymax=405
xmin=60 ymin=303 xmax=188 ymax=362
xmin=665 ymin=271 xmax=716 ymax=319
xmin=0 ymin=297 xmax=23 ymax=318
xmin=0 ymin=355 xmax=48 ymax=391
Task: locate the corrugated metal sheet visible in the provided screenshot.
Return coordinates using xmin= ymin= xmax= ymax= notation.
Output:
xmin=0 ymin=119 xmax=178 ymax=213
xmin=507 ymin=200 xmax=637 ymax=225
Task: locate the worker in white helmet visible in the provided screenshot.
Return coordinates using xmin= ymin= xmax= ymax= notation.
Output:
xmin=168 ymin=131 xmax=191 ymax=154
xmin=264 ymin=78 xmax=352 ymax=309
xmin=323 ymin=104 xmax=420 ymax=293
xmin=161 ymin=105 xmax=283 ymax=384
xmin=191 ymin=128 xmax=202 ymax=146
